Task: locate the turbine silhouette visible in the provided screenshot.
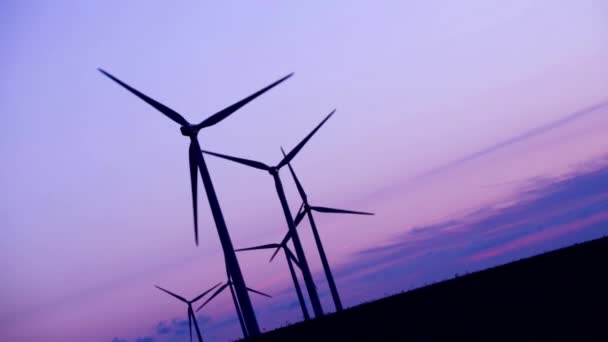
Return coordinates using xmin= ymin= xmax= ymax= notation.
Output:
xmin=223 ymin=261 xmax=247 ymax=338
xmin=196 ymin=274 xmax=271 ymax=314
xmin=154 ymin=283 xmax=221 ymax=342
xmin=236 ymin=235 xmax=311 ymax=321
xmin=202 ymin=109 xmax=335 ymax=317
xmin=219 ymin=260 xmax=272 ymax=339
xmin=99 ymin=68 xmax=292 ymax=336
xmin=270 ymin=147 xmax=374 ymax=311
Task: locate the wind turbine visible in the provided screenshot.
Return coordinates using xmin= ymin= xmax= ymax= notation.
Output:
xmin=273 ymin=148 xmax=374 ymax=312
xmin=236 ymin=235 xmax=311 ymax=321
xmin=154 ymin=283 xmax=221 ymax=342
xmin=98 ymin=68 xmax=292 ymax=336
xmin=196 ymin=270 xmax=272 ymax=330
xmin=222 ymin=261 xmax=247 ymax=338
xmin=202 ymin=109 xmax=335 ymax=318
xmin=219 ymin=259 xmax=272 ymax=339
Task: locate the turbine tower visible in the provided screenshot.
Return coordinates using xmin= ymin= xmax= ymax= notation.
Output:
xmin=236 ymin=237 xmax=311 ymax=320
xmin=274 ymin=148 xmax=374 ymax=311
xmin=202 ymin=109 xmax=335 ymax=317
xmin=99 ymin=68 xmax=292 ymax=336
xmin=154 ymin=283 xmax=221 ymax=342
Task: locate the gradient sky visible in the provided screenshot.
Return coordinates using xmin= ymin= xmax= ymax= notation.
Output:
xmin=2 ymin=1 xmax=608 ymax=341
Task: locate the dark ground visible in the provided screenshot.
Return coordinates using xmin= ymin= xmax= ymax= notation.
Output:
xmin=244 ymin=236 xmax=608 ymax=341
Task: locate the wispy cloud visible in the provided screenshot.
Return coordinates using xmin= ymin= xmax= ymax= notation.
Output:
xmin=116 ymin=313 xmax=213 ymax=342
xmin=335 ymin=156 xmax=608 ymax=303
xmin=413 ymin=101 xmax=608 ymax=181
xmin=370 ymin=100 xmax=608 ymax=199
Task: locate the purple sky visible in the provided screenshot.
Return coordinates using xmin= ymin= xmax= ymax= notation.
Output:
xmin=2 ymin=1 xmax=608 ymax=341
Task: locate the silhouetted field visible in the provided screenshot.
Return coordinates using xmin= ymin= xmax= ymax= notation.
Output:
xmin=246 ymin=236 xmax=608 ymax=341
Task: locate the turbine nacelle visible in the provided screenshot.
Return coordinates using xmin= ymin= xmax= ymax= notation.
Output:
xmin=180 ymin=125 xmax=200 ymax=137
xmin=268 ymin=167 xmax=279 ymax=176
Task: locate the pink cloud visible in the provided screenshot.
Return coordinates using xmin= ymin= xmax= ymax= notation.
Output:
xmin=468 ymin=210 xmax=608 ymax=262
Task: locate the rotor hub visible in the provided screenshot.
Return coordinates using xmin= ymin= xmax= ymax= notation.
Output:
xmin=180 ymin=125 xmax=199 ymax=137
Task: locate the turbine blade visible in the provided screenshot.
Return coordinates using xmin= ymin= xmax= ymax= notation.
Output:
xmin=235 ymin=244 xmax=280 ymax=252
xmin=195 ymin=73 xmax=294 ymax=130
xmin=247 ymin=287 xmax=272 ymax=298
xmin=155 ymin=285 xmax=187 ymax=302
xmin=277 ymin=109 xmax=335 ymax=169
xmin=188 ymin=142 xmax=200 ymax=245
xmin=270 ymin=231 xmax=292 ymax=262
xmin=201 ymin=150 xmax=270 ymax=171
xmin=281 ymin=147 xmax=307 ymax=200
xmin=98 ymin=68 xmax=190 ymax=126
xmin=188 ymin=309 xmax=193 ymax=342
xmin=269 ymin=246 xmax=282 ymax=263
xmin=196 ymin=283 xmax=229 ymax=312
xmin=279 ymin=230 xmax=292 ymax=247
xmin=310 ymin=206 xmax=375 ymax=216
xmin=225 ymin=259 xmax=231 ymax=280
xmin=293 ymin=208 xmax=307 ymax=228
xmin=191 ymin=282 xmax=223 ymax=303
xmin=285 ymin=247 xmax=301 ymax=269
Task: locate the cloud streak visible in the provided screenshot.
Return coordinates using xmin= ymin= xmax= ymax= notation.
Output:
xmin=115 ymin=314 xmax=213 ymax=342
xmin=334 ymin=156 xmax=608 ymax=304
xmin=408 ymin=100 xmax=608 ymax=184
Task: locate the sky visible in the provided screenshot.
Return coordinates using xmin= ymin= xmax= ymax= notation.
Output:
xmin=1 ymin=1 xmax=607 ymax=341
